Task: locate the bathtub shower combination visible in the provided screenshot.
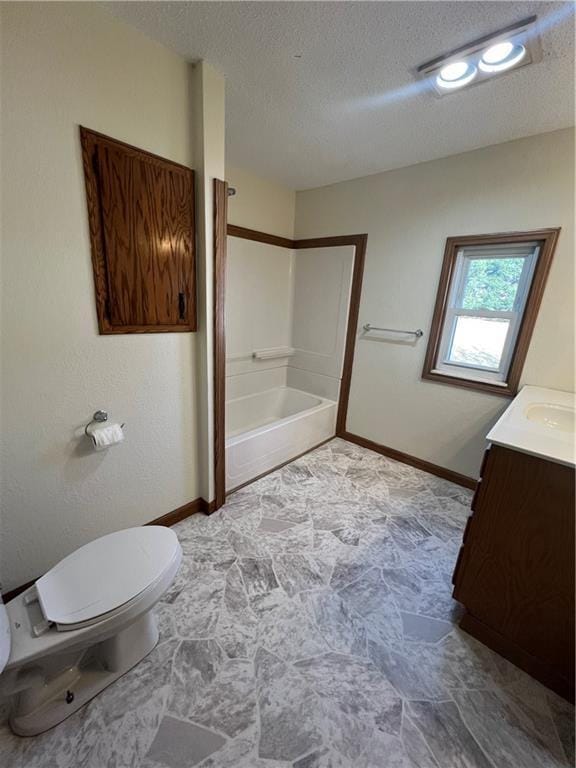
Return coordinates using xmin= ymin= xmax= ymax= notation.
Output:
xmin=224 ymin=236 xmax=357 ymax=491
xmin=225 ymin=387 xmax=337 ymax=490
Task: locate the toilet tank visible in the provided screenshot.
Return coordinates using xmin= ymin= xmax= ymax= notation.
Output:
xmin=0 ymin=598 xmax=11 ymax=674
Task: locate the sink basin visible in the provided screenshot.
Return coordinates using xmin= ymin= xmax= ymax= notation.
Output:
xmin=488 ymin=386 xmax=575 ymax=467
xmin=525 ymin=403 xmax=575 ymax=433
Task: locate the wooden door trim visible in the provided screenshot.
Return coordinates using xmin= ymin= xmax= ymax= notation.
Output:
xmin=292 ymin=234 xmax=367 ymax=435
xmin=213 ymin=180 xmax=229 ymax=511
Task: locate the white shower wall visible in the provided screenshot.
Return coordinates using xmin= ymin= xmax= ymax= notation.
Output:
xmin=288 ymin=246 xmax=354 ymax=400
xmin=225 ymin=237 xmax=354 ymax=402
xmin=225 ymin=237 xmax=294 ymax=398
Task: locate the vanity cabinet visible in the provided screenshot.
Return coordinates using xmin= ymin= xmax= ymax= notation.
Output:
xmin=452 ymin=443 xmax=575 ymax=702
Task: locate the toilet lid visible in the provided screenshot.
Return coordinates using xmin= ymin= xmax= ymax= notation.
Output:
xmin=36 ymin=527 xmax=180 ymax=626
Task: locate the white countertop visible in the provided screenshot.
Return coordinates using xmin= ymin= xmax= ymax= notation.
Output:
xmin=487 ymin=386 xmax=575 ymax=467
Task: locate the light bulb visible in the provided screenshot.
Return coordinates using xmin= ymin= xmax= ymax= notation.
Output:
xmin=479 ymin=43 xmax=526 ymax=73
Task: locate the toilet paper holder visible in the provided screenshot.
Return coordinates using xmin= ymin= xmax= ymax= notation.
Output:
xmin=84 ymin=410 xmax=125 ymax=437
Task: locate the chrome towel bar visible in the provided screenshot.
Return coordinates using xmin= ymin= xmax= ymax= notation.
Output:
xmin=363 ymin=324 xmax=424 ymax=338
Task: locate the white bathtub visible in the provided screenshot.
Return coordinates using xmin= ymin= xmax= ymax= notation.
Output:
xmin=225 ymin=387 xmax=337 ymax=490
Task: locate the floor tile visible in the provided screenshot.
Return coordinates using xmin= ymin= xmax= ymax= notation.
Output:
xmin=145 ymin=716 xmax=225 ymax=767
xmin=1 ymin=438 xmax=572 ymax=768
xmin=400 ymin=611 xmax=453 ymax=643
xmin=272 ymin=553 xmax=331 ymax=596
xmin=407 ymin=700 xmax=494 ymax=767
xmin=255 ymin=648 xmax=324 ymax=762
xmin=453 ymin=689 xmax=568 ymax=768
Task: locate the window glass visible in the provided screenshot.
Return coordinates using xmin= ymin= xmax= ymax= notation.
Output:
xmin=460 ymin=257 xmax=525 ymax=311
xmin=447 ymin=316 xmax=510 ymax=369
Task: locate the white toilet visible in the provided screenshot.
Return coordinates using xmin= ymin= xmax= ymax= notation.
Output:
xmin=0 ymin=526 xmax=182 ymax=736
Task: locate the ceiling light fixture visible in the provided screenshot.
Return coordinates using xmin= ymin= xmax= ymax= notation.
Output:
xmin=479 ymin=43 xmax=526 ymax=73
xmin=416 ymin=16 xmax=541 ymax=97
xmin=482 ymin=41 xmax=514 ymax=64
xmin=436 ymin=61 xmax=477 ymax=89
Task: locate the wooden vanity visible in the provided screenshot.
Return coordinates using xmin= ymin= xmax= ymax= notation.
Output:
xmin=452 ymin=387 xmax=575 ymax=702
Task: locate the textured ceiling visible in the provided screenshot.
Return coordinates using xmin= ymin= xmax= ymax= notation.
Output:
xmin=105 ymin=1 xmax=575 ymax=189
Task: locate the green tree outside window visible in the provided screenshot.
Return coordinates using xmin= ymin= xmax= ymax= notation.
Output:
xmin=462 ymin=258 xmax=524 ymax=311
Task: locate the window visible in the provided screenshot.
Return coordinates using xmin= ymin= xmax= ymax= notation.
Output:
xmin=422 ymin=230 xmax=560 ymax=396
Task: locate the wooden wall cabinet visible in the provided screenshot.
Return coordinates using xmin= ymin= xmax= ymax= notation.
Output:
xmin=80 ymin=127 xmax=196 ymax=334
xmin=453 ymin=444 xmax=575 ymax=702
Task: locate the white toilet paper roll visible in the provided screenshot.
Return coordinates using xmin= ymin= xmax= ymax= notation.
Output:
xmin=91 ymin=424 xmax=124 ymax=451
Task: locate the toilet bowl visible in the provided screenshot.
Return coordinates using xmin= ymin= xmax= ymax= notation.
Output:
xmin=0 ymin=525 xmax=182 ymax=736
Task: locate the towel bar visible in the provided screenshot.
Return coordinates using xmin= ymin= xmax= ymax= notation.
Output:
xmin=363 ymin=324 xmax=424 ymax=338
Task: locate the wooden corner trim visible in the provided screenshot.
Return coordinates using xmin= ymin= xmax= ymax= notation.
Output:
xmin=340 ymin=430 xmax=477 ymax=490
xmin=227 ymin=224 xmax=295 ymax=250
xmin=225 ymin=225 xmax=369 ymax=254
xmin=294 ymin=234 xmax=368 ymax=250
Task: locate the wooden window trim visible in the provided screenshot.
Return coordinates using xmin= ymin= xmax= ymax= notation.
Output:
xmin=80 ymin=126 xmax=197 ymax=334
xmin=422 ymin=229 xmax=561 ymax=397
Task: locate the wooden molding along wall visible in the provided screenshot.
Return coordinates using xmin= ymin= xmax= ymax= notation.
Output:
xmin=340 ymin=431 xmax=477 ymax=489
xmin=227 ymin=224 xmax=294 ymax=250
xmin=148 ymin=497 xmax=216 ymax=527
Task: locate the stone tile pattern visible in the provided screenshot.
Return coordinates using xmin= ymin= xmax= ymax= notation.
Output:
xmin=0 ymin=439 xmax=573 ymax=767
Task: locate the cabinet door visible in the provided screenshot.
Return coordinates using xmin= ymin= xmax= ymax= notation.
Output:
xmin=81 ymin=127 xmax=196 ymax=333
xmin=454 ymin=445 xmax=575 ymax=682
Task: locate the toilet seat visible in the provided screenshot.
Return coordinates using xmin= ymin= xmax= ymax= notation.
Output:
xmin=35 ymin=526 xmax=180 ymax=631
xmin=2 ymin=527 xmax=182 ymax=736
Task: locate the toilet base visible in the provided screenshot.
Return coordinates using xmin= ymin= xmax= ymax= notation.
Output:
xmin=9 ymin=611 xmax=159 ymax=736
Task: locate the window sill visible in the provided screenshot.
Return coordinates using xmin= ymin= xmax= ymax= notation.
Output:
xmin=422 ymin=369 xmax=516 ymax=397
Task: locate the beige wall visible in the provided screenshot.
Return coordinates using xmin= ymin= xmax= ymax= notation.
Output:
xmin=296 ymin=129 xmax=575 ymax=479
xmin=0 ymin=3 xmax=201 ymax=591
xmin=227 ymin=166 xmax=296 ymax=239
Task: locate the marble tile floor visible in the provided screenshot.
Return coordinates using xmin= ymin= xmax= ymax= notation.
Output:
xmin=1 ymin=438 xmax=573 ymax=767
